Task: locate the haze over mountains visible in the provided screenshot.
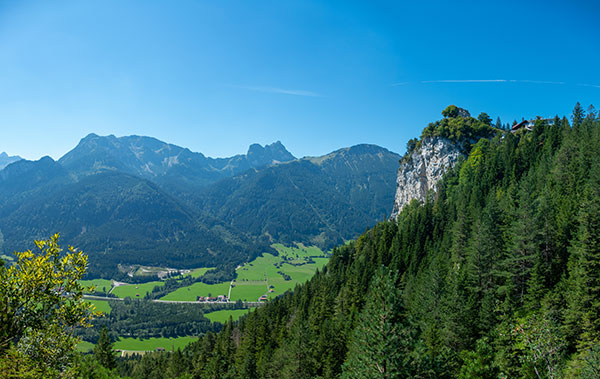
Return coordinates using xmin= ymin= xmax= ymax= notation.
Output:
xmin=0 ymin=134 xmax=400 ymax=278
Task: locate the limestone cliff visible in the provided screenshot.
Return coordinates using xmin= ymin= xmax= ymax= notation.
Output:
xmin=391 ymin=137 xmax=465 ymax=219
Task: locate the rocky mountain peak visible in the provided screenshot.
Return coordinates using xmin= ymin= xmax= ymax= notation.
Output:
xmin=0 ymin=152 xmax=23 ymax=170
xmin=247 ymin=141 xmax=295 ymax=166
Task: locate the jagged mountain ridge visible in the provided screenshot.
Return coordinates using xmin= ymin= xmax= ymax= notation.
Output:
xmin=0 ymin=152 xmax=22 ymax=170
xmin=59 ymin=134 xmax=296 ymax=189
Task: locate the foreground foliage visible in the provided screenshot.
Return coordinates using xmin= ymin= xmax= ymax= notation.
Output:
xmin=0 ymin=234 xmax=95 ymax=376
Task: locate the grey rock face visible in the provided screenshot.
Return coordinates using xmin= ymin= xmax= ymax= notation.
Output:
xmin=391 ymin=137 xmax=465 ymax=218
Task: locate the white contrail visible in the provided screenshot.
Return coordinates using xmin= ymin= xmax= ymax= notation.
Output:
xmin=392 ymin=79 xmax=571 ymax=86
xmin=231 ymin=85 xmax=323 ymax=97
xmin=512 ymin=80 xmax=565 ymax=85
xmin=577 ymin=83 xmax=600 ymax=89
xmin=421 ymin=79 xmax=507 ymax=83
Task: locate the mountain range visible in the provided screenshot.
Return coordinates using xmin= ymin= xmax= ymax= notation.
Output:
xmin=0 ymin=152 xmax=22 ymax=170
xmin=0 ymin=135 xmax=400 ymax=278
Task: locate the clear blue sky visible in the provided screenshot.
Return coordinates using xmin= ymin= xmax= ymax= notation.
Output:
xmin=1 ymin=0 xmax=598 ymax=160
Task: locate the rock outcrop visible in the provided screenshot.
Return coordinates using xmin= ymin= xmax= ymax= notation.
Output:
xmin=391 ymin=137 xmax=465 ymax=218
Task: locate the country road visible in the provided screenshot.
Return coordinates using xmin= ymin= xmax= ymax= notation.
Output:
xmin=83 ymin=294 xmax=264 ymax=307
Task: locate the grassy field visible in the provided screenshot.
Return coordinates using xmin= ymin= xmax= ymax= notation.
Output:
xmin=236 ymin=253 xmax=279 ymax=281
xmin=158 ymin=244 xmax=330 ymax=302
xmin=112 ymin=281 xmax=164 ymax=298
xmin=272 ymin=242 xmax=326 ymax=259
xmin=76 ymin=340 xmax=95 ymax=352
xmin=160 ymin=281 xmax=230 ymax=301
xmin=79 ymin=279 xmax=113 ymax=294
xmin=85 ymin=299 xmax=111 ymax=314
xmin=230 ymin=282 xmax=268 ymax=301
xmin=204 ymin=309 xmax=253 ymax=323
xmin=188 ymin=267 xmax=212 ymax=279
xmin=114 ymin=336 xmax=198 ymax=352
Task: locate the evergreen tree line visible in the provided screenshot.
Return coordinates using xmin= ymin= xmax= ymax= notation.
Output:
xmin=75 ymin=299 xmax=224 ymax=344
xmin=90 ymin=104 xmax=600 ymax=378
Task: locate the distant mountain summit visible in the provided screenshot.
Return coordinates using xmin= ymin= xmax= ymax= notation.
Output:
xmin=0 ymin=152 xmax=22 ymax=170
xmin=59 ymin=134 xmax=296 ymax=189
xmin=247 ymin=141 xmax=295 ymax=167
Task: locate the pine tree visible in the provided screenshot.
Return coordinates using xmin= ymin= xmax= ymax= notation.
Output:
xmin=572 ymin=102 xmax=585 ymax=128
xmin=94 ymin=327 xmax=116 ymax=370
xmin=341 ymin=267 xmax=412 ymax=378
xmin=496 ymin=116 xmax=503 ymax=130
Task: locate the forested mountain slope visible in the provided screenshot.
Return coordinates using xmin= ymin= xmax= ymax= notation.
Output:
xmin=0 ymin=164 xmax=264 ymax=278
xmin=0 ymin=137 xmax=400 ymax=279
xmin=123 ymin=105 xmax=600 ymax=378
xmin=197 ymin=144 xmax=400 ymax=248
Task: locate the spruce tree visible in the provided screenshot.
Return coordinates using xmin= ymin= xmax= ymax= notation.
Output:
xmin=572 ymin=102 xmax=585 ymax=128
xmin=94 ymin=327 xmax=116 ymax=370
xmin=341 ymin=267 xmax=412 ymax=378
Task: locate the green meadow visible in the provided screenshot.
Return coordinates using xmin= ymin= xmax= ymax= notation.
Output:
xmin=157 ymin=244 xmax=329 ymax=302
xmin=160 ymin=281 xmax=230 ymax=301
xmin=112 ymin=281 xmax=164 ymax=298
xmin=79 ymin=279 xmax=113 ymax=293
xmin=76 ymin=340 xmax=95 ymax=353
xmin=114 ymin=336 xmax=198 ymax=352
xmin=204 ymin=309 xmax=253 ymax=323
xmin=85 ymin=299 xmax=112 ymax=314
xmin=230 ymin=282 xmax=268 ymax=301
xmin=272 ymin=242 xmax=324 ymax=259
xmin=188 ymin=267 xmax=212 ymax=279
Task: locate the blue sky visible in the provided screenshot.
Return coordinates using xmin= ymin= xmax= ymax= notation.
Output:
xmin=1 ymin=0 xmax=598 ymax=160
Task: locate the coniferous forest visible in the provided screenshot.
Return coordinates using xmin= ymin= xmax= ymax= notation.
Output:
xmin=97 ymin=104 xmax=600 ymax=378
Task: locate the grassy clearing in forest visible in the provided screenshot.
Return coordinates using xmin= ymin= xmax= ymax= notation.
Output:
xmin=188 ymin=267 xmax=212 ymax=279
xmin=111 ymin=281 xmax=164 ymax=298
xmin=79 ymin=279 xmax=113 ymax=293
xmin=85 ymin=299 xmax=111 ymax=314
xmin=204 ymin=308 xmax=253 ymax=323
xmin=76 ymin=340 xmax=95 ymax=352
xmin=114 ymin=336 xmax=198 ymax=352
